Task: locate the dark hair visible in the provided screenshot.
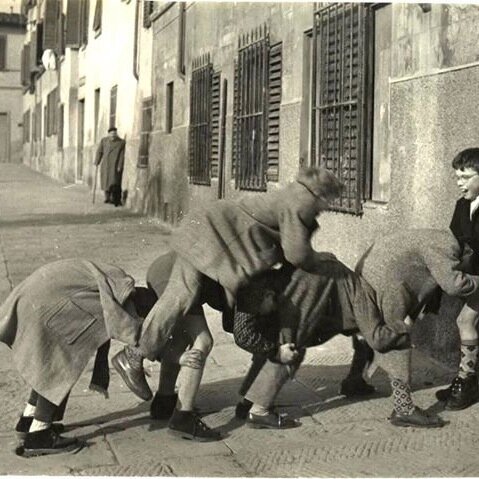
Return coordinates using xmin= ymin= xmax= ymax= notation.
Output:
xmin=452 ymin=148 xmax=479 ymax=173
xmin=108 ymin=127 xmax=118 ymax=133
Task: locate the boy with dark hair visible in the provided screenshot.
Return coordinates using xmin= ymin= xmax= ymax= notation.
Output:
xmin=437 ymin=147 xmax=479 ymax=409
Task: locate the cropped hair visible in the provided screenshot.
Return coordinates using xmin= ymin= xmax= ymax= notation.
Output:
xmin=296 ymin=166 xmax=343 ymax=200
xmin=452 ymin=148 xmax=479 ymax=173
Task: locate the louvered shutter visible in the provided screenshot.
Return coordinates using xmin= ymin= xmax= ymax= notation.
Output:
xmin=0 ymin=36 xmax=6 ymax=70
xmin=58 ymin=104 xmax=64 ymax=149
xmin=30 ymin=25 xmax=37 ymax=70
xmin=81 ymin=0 xmax=89 ymax=45
xmin=43 ymin=0 xmax=58 ymax=50
xmin=66 ymin=0 xmax=82 ymax=48
xmin=20 ymin=45 xmax=26 ymax=84
xmin=57 ymin=13 xmax=65 ymax=55
xmin=93 ymin=0 xmax=102 ymax=31
xmin=210 ymin=71 xmax=221 ymax=178
xmin=267 ymin=42 xmax=282 ymax=182
xmin=231 ymin=59 xmax=239 ymax=185
xmin=143 ymin=0 xmax=153 ymax=28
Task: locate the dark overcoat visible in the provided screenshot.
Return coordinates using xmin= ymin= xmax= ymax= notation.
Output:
xmin=171 ymin=179 xmax=338 ymax=306
xmin=95 ymin=136 xmax=125 ymax=191
xmin=357 ymin=228 xmax=479 ymax=334
xmin=0 ymin=259 xmax=142 ymax=405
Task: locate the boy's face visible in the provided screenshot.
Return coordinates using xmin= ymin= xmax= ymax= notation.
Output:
xmin=456 ymin=167 xmax=479 ymax=200
xmin=259 ymin=290 xmax=277 ymax=315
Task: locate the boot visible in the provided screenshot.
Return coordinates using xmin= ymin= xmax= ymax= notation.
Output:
xmin=21 ymin=428 xmax=82 ymax=457
xmin=112 ymin=348 xmax=152 ymax=401
xmin=168 ymin=409 xmax=221 ymax=442
xmin=443 ymin=375 xmax=479 ymax=411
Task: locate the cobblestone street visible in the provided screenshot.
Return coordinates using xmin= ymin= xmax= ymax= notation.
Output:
xmin=0 ymin=164 xmax=478 ymax=477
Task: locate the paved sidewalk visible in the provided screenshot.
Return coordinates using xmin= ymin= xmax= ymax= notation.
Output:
xmin=0 ymin=164 xmax=478 ymax=477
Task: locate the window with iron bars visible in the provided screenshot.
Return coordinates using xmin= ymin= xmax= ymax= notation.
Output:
xmin=310 ymin=3 xmax=373 ymax=214
xmin=188 ymin=55 xmax=221 ymax=185
xmin=138 ymin=97 xmax=153 ymax=168
xmin=232 ymin=26 xmax=283 ymax=191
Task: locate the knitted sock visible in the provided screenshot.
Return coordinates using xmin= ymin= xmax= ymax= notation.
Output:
xmin=391 ymin=378 xmax=415 ymax=415
xmin=29 ymin=419 xmax=50 ymax=433
xmin=250 ymin=404 xmax=269 ymax=416
xmin=458 ymin=341 xmax=479 ymax=379
xmin=125 ymin=345 xmax=144 ymax=370
xmin=23 ymin=403 xmax=36 ymax=417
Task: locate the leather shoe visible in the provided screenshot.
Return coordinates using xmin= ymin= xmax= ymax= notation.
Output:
xmin=20 ymin=428 xmax=82 ymax=457
xmin=247 ymin=412 xmax=300 ymax=429
xmin=389 ymin=406 xmax=445 ymax=428
xmin=112 ymin=349 xmax=152 ymax=401
xmin=444 ymin=375 xmax=479 ymax=411
xmin=168 ymin=409 xmax=221 ymax=442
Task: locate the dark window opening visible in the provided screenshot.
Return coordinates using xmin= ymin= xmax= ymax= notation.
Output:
xmin=110 ymin=85 xmax=117 ymax=129
xmin=0 ymin=35 xmax=7 ymax=70
xmin=177 ymin=3 xmax=186 ymax=75
xmin=138 ymin=97 xmax=153 ymax=168
xmin=166 ymin=81 xmax=174 ymax=134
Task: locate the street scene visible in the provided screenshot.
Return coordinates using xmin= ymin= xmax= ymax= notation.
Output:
xmin=1 ymin=0 xmax=479 ymax=476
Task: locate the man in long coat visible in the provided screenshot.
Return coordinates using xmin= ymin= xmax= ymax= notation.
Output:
xmin=95 ymin=127 xmax=125 ymax=206
xmin=0 ymin=259 xmax=156 ymax=456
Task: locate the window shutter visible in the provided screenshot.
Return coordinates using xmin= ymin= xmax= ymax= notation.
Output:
xmin=57 ymin=13 xmax=65 ymax=55
xmin=43 ymin=0 xmax=58 ymax=50
xmin=30 ymin=26 xmax=38 ymax=70
xmin=66 ymin=0 xmax=82 ymax=48
xmin=143 ymin=0 xmax=153 ymax=28
xmin=58 ymin=104 xmax=64 ymax=149
xmin=210 ymin=71 xmax=221 ymax=178
xmin=138 ymin=97 xmax=153 ymax=168
xmin=36 ymin=22 xmax=43 ymax=64
xmin=231 ymin=59 xmax=239 ymax=186
xmin=266 ymin=42 xmax=282 ymax=182
xmin=93 ymin=0 xmax=101 ymax=31
xmin=81 ymin=0 xmax=89 ymax=45
xmin=0 ymin=36 xmax=6 ymax=70
xmin=20 ymin=45 xmax=26 ymax=84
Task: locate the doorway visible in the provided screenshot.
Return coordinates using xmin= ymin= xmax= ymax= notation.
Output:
xmin=0 ymin=112 xmax=10 ymax=162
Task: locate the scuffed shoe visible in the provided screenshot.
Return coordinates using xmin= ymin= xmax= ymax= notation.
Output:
xmin=168 ymin=409 xmax=221 ymax=442
xmin=15 ymin=416 xmax=65 ymax=440
xmin=112 ymin=348 xmax=152 ymax=401
xmin=235 ymin=399 xmax=253 ymax=420
xmin=150 ymin=393 xmax=178 ymax=420
xmin=246 ymin=411 xmax=300 ymax=429
xmin=340 ymin=376 xmax=376 ymax=397
xmin=20 ymin=428 xmax=82 ymax=457
xmin=445 ymin=375 xmax=479 ymax=411
xmin=389 ymin=406 xmax=445 ymax=428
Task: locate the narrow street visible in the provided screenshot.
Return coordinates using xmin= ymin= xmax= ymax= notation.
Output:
xmin=0 ymin=164 xmax=478 ymax=477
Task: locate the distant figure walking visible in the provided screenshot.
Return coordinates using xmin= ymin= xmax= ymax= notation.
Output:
xmin=95 ymin=127 xmax=125 ymax=207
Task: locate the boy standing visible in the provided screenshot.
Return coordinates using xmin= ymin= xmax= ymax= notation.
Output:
xmin=437 ymin=148 xmax=479 ymax=409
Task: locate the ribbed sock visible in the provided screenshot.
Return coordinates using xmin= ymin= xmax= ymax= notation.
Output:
xmin=391 ymin=378 xmax=415 ymax=415
xmin=458 ymin=341 xmax=479 ymax=379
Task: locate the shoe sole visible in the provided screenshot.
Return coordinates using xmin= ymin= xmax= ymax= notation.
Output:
xmin=246 ymin=421 xmax=300 ymax=430
xmin=389 ymin=420 xmax=444 ymax=428
xmin=111 ymin=355 xmax=152 ymax=401
xmin=167 ymin=428 xmax=221 ymax=442
xmin=22 ymin=443 xmax=83 ymax=457
xmin=445 ymin=397 xmax=479 ymax=411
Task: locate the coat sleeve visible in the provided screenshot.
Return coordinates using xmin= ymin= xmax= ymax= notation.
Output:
xmin=117 ymin=141 xmax=126 ymax=172
xmin=95 ymin=139 xmax=104 ymax=165
xmin=424 ymin=240 xmax=479 ymax=297
xmin=449 ymin=200 xmax=464 ymax=251
xmin=233 ymin=311 xmax=279 ymax=358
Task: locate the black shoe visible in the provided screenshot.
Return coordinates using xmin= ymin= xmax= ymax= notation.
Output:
xmin=389 ymin=406 xmax=445 ymax=428
xmin=20 ymin=428 xmax=82 ymax=457
xmin=168 ymin=409 xmax=221 ymax=442
xmin=15 ymin=416 xmax=65 ymax=440
xmin=340 ymin=376 xmax=376 ymax=397
xmin=235 ymin=399 xmax=253 ymax=420
xmin=112 ymin=349 xmax=153 ymax=401
xmin=444 ymin=375 xmax=479 ymax=411
xmin=150 ymin=393 xmax=178 ymax=420
xmin=246 ymin=412 xmax=300 ymax=429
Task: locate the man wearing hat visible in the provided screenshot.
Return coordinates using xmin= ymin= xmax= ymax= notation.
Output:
xmin=94 ymin=127 xmax=126 ymax=207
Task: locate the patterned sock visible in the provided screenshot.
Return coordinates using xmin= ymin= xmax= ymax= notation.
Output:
xmin=23 ymin=403 xmax=36 ymax=417
xmin=458 ymin=341 xmax=479 ymax=379
xmin=125 ymin=345 xmax=144 ymax=370
xmin=391 ymin=378 xmax=415 ymax=415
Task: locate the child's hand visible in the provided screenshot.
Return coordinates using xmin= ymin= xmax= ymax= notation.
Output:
xmin=179 ymin=349 xmax=205 ymax=369
xmin=277 ymin=343 xmax=299 ymax=364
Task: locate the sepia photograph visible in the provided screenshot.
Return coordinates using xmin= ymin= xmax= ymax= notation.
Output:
xmin=0 ymin=0 xmax=479 ymax=475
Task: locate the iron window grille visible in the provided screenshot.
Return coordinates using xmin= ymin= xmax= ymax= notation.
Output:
xmin=138 ymin=97 xmax=153 ymax=168
xmin=188 ymin=54 xmax=221 ymax=185
xmin=232 ymin=25 xmax=283 ymax=191
xmin=311 ymin=3 xmax=373 ymax=215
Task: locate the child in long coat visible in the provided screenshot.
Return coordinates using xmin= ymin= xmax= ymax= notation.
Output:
xmin=0 ymin=259 xmax=156 ymax=456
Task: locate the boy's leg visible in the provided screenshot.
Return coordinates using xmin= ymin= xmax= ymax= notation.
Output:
xmin=436 ymin=302 xmax=479 ymax=409
xmin=235 ymin=355 xmax=267 ymax=419
xmin=167 ymin=311 xmax=221 ymax=441
xmin=374 ymin=349 xmax=444 ymax=427
xmin=21 ymin=392 xmax=81 ymax=457
xmin=112 ymin=258 xmax=203 ymax=400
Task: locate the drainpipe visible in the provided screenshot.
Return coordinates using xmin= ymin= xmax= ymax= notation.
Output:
xmin=133 ymin=0 xmax=139 ymax=80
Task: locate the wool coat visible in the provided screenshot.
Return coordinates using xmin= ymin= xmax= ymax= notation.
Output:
xmin=0 ymin=259 xmax=142 ymax=405
xmin=171 ymin=179 xmax=339 ymax=306
xmin=357 ymin=228 xmax=479 ymax=334
xmin=95 ymin=136 xmax=126 ymax=191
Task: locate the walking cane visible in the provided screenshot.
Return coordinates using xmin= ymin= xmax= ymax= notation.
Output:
xmin=92 ymin=164 xmax=99 ymax=204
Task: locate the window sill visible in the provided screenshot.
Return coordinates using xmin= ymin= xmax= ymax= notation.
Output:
xmin=362 ymin=200 xmax=390 ymax=210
